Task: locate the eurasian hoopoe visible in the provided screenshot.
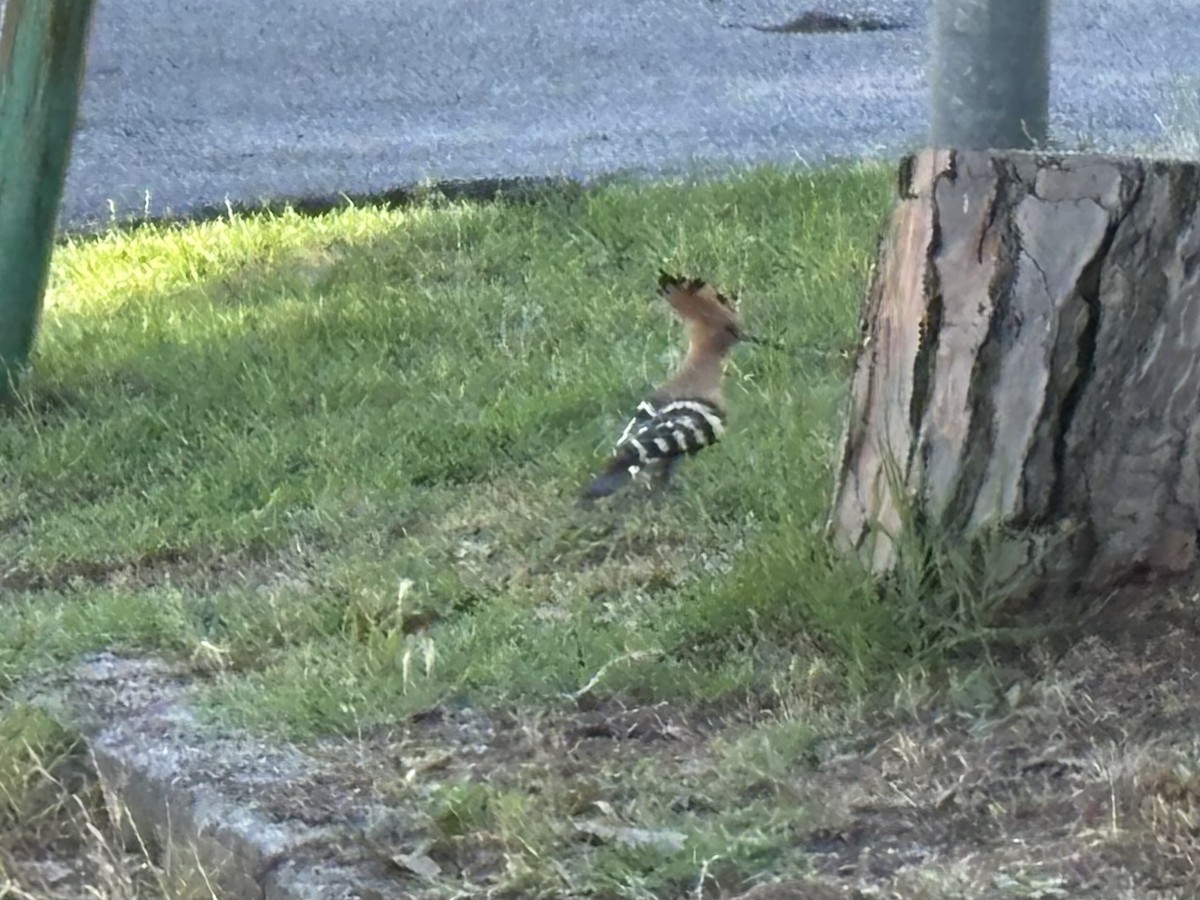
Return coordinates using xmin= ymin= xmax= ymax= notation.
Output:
xmin=583 ymin=271 xmax=774 ymax=500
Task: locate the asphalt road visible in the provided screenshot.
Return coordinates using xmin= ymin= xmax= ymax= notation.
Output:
xmin=55 ymin=0 xmax=1200 ymax=227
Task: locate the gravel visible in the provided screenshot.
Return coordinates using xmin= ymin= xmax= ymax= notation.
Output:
xmin=55 ymin=0 xmax=1200 ymax=227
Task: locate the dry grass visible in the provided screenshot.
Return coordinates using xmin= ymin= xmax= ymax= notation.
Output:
xmin=0 ymin=706 xmax=214 ymax=899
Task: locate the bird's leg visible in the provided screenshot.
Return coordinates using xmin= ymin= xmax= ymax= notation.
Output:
xmin=648 ymin=455 xmax=683 ymax=496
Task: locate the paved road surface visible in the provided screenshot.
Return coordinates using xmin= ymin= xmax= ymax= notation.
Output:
xmin=56 ymin=0 xmax=1200 ymax=227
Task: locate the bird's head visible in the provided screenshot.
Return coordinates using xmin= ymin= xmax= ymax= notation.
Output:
xmin=656 ymin=270 xmax=782 ymax=350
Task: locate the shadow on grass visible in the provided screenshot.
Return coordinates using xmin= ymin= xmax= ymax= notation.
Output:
xmin=58 ymin=174 xmax=594 ymax=242
xmin=2 ymin=164 xmax=908 ymax=741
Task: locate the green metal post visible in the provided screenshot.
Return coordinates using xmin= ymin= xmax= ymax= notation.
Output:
xmin=931 ymin=0 xmax=1050 ymax=150
xmin=0 ymin=0 xmax=96 ymax=399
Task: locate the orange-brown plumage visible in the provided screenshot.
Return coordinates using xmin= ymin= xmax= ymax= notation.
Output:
xmin=654 ymin=271 xmax=747 ymax=408
xmin=582 ymin=271 xmax=769 ymax=500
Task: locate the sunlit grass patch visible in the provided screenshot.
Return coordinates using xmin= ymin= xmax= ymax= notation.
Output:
xmin=3 ymin=164 xmax=899 ymax=737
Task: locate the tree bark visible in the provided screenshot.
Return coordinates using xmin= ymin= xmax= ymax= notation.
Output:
xmin=931 ymin=0 xmax=1049 ymax=150
xmin=829 ymin=149 xmax=1200 ymax=607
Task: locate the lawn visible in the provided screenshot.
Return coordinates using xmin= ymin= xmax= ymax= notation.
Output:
xmin=8 ymin=164 xmax=1195 ymax=900
xmin=0 ymin=164 xmax=906 ymax=894
xmin=0 ymin=163 xmax=902 ymax=734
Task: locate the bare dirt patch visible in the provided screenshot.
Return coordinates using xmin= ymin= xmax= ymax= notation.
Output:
xmin=1 ymin=542 xmax=307 ymax=596
xmin=785 ymin=597 xmax=1200 ymax=899
xmin=9 ymin=589 xmax=1200 ymax=898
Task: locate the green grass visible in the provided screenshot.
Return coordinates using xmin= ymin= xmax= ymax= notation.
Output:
xmin=3 ymin=163 xmax=908 ymax=895
xmin=2 ymin=164 xmax=901 ymax=734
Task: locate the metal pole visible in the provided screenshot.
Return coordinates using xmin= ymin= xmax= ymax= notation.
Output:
xmin=931 ymin=0 xmax=1050 ymax=150
xmin=0 ymin=0 xmax=96 ymax=398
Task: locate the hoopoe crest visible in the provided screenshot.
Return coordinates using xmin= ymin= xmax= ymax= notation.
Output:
xmin=583 ymin=270 xmax=771 ymax=500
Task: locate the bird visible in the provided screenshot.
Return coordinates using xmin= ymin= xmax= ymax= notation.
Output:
xmin=582 ymin=270 xmax=777 ymax=501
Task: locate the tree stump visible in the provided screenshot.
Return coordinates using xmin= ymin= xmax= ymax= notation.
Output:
xmin=829 ymin=149 xmax=1200 ymax=607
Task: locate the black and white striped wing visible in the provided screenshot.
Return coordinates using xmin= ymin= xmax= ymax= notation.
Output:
xmin=583 ymin=398 xmax=726 ymax=500
xmin=616 ymin=401 xmax=659 ymax=449
xmin=617 ymin=399 xmax=726 ymax=473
